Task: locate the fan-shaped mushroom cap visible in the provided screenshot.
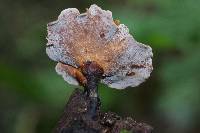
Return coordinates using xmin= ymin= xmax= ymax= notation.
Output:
xmin=46 ymin=4 xmax=153 ymax=89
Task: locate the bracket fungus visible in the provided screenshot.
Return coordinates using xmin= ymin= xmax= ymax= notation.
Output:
xmin=46 ymin=4 xmax=153 ymax=89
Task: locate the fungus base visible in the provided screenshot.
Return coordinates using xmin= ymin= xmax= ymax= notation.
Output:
xmin=54 ymin=62 xmax=153 ymax=133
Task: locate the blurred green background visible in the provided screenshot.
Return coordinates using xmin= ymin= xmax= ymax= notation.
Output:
xmin=0 ymin=0 xmax=200 ymax=133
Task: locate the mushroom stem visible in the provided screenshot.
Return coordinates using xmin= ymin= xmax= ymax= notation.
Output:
xmin=81 ymin=61 xmax=104 ymax=119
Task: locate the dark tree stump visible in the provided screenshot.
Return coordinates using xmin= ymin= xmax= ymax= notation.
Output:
xmin=54 ymin=89 xmax=153 ymax=133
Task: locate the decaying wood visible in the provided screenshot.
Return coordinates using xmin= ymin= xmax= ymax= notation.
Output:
xmin=54 ymin=89 xmax=153 ymax=133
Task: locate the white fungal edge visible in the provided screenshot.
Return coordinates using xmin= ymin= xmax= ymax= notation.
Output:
xmin=46 ymin=4 xmax=153 ymax=89
xmin=55 ymin=64 xmax=79 ymax=86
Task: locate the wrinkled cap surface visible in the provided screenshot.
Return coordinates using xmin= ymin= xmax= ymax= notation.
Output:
xmin=46 ymin=4 xmax=153 ymax=89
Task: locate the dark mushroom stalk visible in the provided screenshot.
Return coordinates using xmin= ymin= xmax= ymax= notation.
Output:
xmin=81 ymin=61 xmax=104 ymax=119
xmin=56 ymin=60 xmax=104 ymax=120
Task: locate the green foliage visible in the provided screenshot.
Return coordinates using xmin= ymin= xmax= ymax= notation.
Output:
xmin=120 ymin=129 xmax=132 ymax=133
